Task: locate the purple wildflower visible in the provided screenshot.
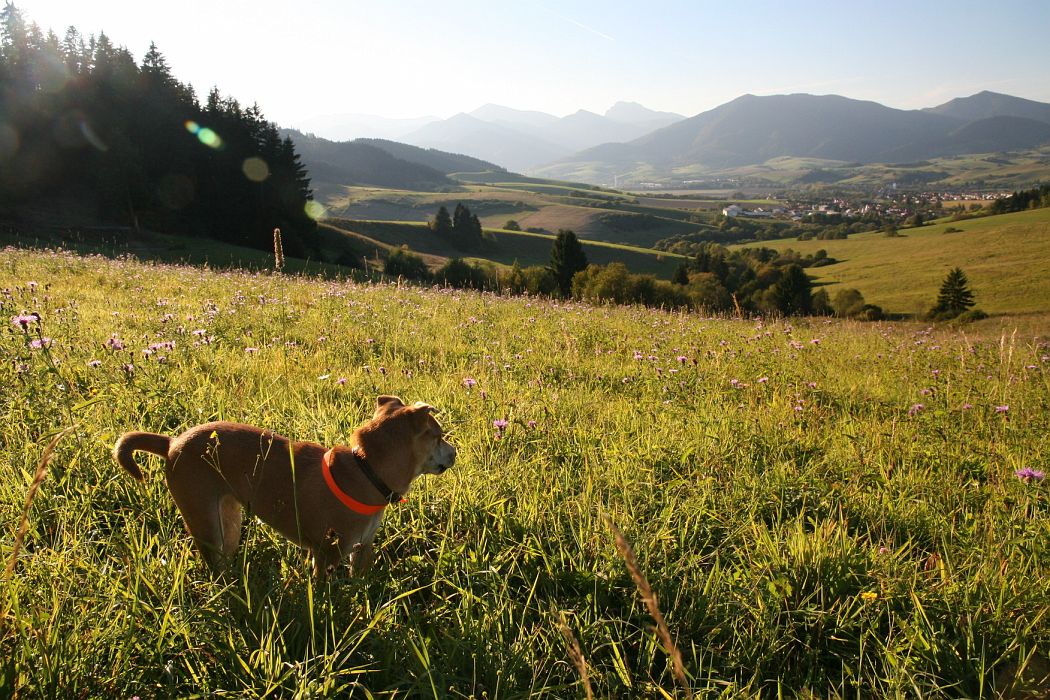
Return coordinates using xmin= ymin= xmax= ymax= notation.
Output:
xmin=105 ymin=336 xmax=124 ymax=351
xmin=29 ymin=337 xmax=51 ymax=350
xmin=337 ymin=377 xmax=347 ymax=385
xmin=758 ymin=376 xmax=769 ymax=383
xmin=994 ymin=405 xmax=1009 ymax=414
xmin=87 ymin=359 xmax=101 ymax=367
xmin=1015 ymin=467 xmax=1045 ymax=483
xmin=493 ymin=418 xmax=509 ymax=430
xmin=908 ymin=403 xmax=924 ymax=416
xmin=463 ymin=377 xmax=477 ymax=389
xmin=961 ymin=403 xmax=973 ymax=410
xmin=11 ymin=313 xmax=38 ymax=329
xmin=245 ymin=347 xmax=258 ymax=354
xmin=676 ymin=355 xmax=688 ymax=363
xmin=527 ymin=420 xmax=537 ymax=429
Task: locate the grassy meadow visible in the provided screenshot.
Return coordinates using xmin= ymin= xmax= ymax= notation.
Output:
xmin=737 ymin=208 xmax=1050 ymax=317
xmin=327 ymin=219 xmax=686 ymax=278
xmin=2 ymin=244 xmax=1049 ymax=698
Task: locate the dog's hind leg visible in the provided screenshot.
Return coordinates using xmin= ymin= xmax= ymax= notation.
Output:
xmin=167 ymin=468 xmax=242 ymax=575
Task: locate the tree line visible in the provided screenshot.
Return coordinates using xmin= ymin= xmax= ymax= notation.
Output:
xmin=0 ymin=3 xmax=317 ymax=255
xmin=987 ymin=184 xmax=1050 ymax=215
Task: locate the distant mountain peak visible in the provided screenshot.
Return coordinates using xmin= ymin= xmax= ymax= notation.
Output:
xmin=605 ymin=101 xmax=684 ymax=124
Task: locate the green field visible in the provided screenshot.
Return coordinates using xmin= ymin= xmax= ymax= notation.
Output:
xmin=1 ymin=245 xmax=1048 ymax=697
xmin=736 ymin=208 xmax=1050 ymax=316
xmin=328 ymin=219 xmax=687 ymax=277
xmin=320 ymin=183 xmax=707 ymax=253
xmin=533 ymin=147 xmax=1050 ymax=189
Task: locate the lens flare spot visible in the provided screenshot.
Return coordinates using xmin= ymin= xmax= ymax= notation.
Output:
xmin=242 ymin=157 xmax=269 ymax=182
xmin=185 ymin=121 xmax=222 ymax=149
xmin=197 ymin=128 xmax=222 ymax=149
xmin=304 ymin=200 xmax=326 ymax=221
xmin=79 ymin=120 xmax=108 ymax=152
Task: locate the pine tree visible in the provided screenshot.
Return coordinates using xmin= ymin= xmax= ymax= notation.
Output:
xmin=672 ymin=263 xmax=690 ymax=285
xmin=767 ymin=264 xmax=812 ymax=316
xmin=931 ymin=267 xmax=975 ymax=319
xmin=451 ymin=203 xmax=471 ymax=246
xmin=431 ymin=205 xmax=453 ymax=238
xmin=550 ymin=229 xmax=588 ymax=297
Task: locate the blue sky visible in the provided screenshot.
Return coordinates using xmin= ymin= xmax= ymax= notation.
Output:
xmin=14 ymin=0 xmax=1050 ymax=127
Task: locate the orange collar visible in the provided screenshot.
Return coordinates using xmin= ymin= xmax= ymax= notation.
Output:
xmin=321 ymin=448 xmax=388 ymax=516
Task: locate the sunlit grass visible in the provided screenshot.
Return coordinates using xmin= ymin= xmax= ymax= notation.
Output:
xmin=1 ymin=245 xmax=1048 ymax=697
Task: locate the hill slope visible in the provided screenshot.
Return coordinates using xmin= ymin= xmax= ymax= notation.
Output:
xmin=737 ymin=208 xmax=1050 ymax=315
xmin=282 ymin=129 xmax=454 ymax=190
xmin=925 ymin=90 xmax=1050 ymax=124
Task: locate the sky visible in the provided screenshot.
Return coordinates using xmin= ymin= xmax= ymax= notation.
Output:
xmin=13 ymin=0 xmax=1050 ymax=128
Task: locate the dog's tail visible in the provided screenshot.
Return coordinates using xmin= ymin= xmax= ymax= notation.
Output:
xmin=113 ymin=432 xmax=171 ymax=481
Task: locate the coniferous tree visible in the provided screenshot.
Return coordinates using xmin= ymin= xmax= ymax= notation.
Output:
xmin=766 ymin=264 xmax=812 ymax=316
xmin=0 ymin=5 xmax=318 ymax=255
xmin=451 ymin=203 xmax=470 ymax=246
xmin=550 ymin=228 xmax=588 ymax=297
xmin=431 ymin=205 xmax=453 ymax=238
xmin=672 ymin=262 xmax=690 ymax=285
xmin=930 ymin=267 xmax=975 ymax=319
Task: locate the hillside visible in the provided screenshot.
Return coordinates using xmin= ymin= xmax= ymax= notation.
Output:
xmin=325 ymin=218 xmax=686 ymax=277
xmin=536 ymin=92 xmax=1050 ymax=186
xmin=736 ymin=208 xmax=1050 ymax=315
xmin=281 ymin=129 xmax=454 ymax=190
xmin=3 ymin=245 xmax=1048 ymax=696
xmin=925 ymin=90 xmax=1050 ymax=124
xmin=320 ymin=182 xmax=715 ymax=254
xmin=355 ymin=139 xmax=506 ymax=175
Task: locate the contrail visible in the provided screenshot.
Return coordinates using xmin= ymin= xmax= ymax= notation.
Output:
xmin=538 ymin=4 xmax=614 ymax=42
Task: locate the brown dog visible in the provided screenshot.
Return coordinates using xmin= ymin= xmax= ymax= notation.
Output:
xmin=113 ymin=395 xmax=455 ymax=576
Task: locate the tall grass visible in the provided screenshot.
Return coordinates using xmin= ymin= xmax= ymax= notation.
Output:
xmin=1 ymin=245 xmax=1047 ymax=697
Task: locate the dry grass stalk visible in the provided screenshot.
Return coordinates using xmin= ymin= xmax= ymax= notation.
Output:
xmin=557 ymin=610 xmax=594 ymax=700
xmin=4 ymin=427 xmax=74 ymax=580
xmin=604 ymin=513 xmax=693 ymax=699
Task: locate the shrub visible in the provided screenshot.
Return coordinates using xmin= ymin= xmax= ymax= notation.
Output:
xmin=384 ymin=247 xmax=429 ymax=280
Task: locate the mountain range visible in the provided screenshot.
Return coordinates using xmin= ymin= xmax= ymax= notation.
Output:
xmin=286 ymin=91 xmax=1050 ymax=190
xmin=289 ymin=102 xmax=685 ymax=173
xmin=535 ymin=91 xmax=1050 ymax=184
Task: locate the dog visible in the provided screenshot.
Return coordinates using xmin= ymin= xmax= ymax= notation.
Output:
xmin=113 ymin=395 xmax=455 ymax=576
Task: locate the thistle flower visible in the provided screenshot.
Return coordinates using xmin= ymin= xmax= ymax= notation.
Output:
xmin=273 ymin=228 xmax=285 ymax=272
xmin=463 ymin=377 xmax=477 ymax=389
xmin=908 ymin=403 xmax=924 ymax=416
xmin=994 ymin=405 xmax=1009 ymax=414
xmin=29 ymin=337 xmax=51 ymax=350
xmin=11 ymin=313 xmax=39 ymax=329
xmin=1015 ymin=467 xmax=1044 ymax=483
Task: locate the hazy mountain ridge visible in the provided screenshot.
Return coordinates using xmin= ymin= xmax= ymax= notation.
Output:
xmin=536 ymin=91 xmax=1050 ymax=183
xmin=396 ymin=101 xmax=685 ymax=171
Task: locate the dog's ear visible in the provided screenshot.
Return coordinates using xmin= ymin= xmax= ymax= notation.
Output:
xmin=374 ymin=395 xmax=405 ymax=417
xmin=411 ymin=401 xmax=434 ymax=414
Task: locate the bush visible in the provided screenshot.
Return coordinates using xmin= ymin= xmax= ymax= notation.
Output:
xmin=954 ymin=308 xmax=989 ymax=324
xmin=384 ymin=247 xmax=430 ymax=281
xmin=503 ymin=220 xmax=521 ymax=231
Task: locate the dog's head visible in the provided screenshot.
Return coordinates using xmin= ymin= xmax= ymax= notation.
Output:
xmin=369 ymin=395 xmax=456 ymax=477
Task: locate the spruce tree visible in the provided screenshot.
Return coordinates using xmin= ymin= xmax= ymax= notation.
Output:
xmin=672 ymin=263 xmax=690 ymax=285
xmin=431 ymin=205 xmax=453 ymax=239
xmin=931 ymin=267 xmax=975 ymax=319
xmin=550 ymin=229 xmax=587 ymax=297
